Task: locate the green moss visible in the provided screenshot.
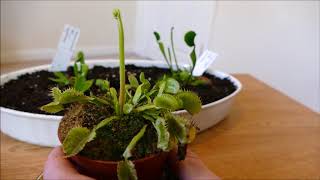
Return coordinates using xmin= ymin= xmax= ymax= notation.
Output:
xmin=58 ymin=103 xmax=112 ymax=141
xmin=80 ymin=113 xmax=159 ymax=161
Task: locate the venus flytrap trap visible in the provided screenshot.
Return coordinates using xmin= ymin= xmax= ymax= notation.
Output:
xmin=41 ymin=9 xmax=202 ymax=180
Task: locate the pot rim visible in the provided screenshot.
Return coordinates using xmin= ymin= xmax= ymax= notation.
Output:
xmin=0 ymin=59 xmax=242 ymax=120
xmin=72 ymin=151 xmax=166 ymax=165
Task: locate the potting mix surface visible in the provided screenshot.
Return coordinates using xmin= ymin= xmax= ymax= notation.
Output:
xmin=0 ymin=65 xmax=236 ymax=114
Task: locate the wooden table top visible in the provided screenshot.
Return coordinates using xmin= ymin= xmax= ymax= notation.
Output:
xmin=1 ymin=64 xmax=319 ymax=180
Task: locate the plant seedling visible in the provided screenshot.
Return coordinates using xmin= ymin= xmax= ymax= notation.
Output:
xmin=41 ymin=9 xmax=202 ymax=180
xmin=49 ymin=51 xmax=94 ymax=93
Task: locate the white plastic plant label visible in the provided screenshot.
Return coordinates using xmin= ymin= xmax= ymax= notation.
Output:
xmin=192 ymin=50 xmax=218 ymax=76
xmin=50 ymin=24 xmax=80 ymax=71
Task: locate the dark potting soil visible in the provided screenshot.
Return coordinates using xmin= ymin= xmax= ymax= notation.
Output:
xmin=0 ymin=65 xmax=236 ymax=114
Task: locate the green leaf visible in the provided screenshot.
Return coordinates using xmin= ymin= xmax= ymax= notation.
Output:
xmin=165 ymin=78 xmax=180 ymax=94
xmin=76 ymin=51 xmax=85 ymax=64
xmin=110 ymin=87 xmax=120 ymax=114
xmin=62 ymin=116 xmax=116 ymax=157
xmin=49 ymin=72 xmax=69 ymax=86
xmin=154 ymin=94 xmax=180 ymax=111
xmin=117 ymin=160 xmax=137 ymax=180
xmin=176 ymin=91 xmax=202 ymax=115
xmin=74 ymin=76 xmax=93 ymax=92
xmin=157 ymin=81 xmax=166 ymax=97
xmin=40 ymin=101 xmax=63 ymax=113
xmin=132 ymin=85 xmax=142 ymax=105
xmin=142 ymin=114 xmax=156 ymax=122
xmin=184 ymin=31 xmax=197 ymax=69
xmin=95 ymin=79 xmax=110 ymax=91
xmin=184 ymin=31 xmax=196 ymax=47
xmin=139 ymin=72 xmax=151 ymax=91
xmin=139 ymin=72 xmax=146 ymax=83
xmin=152 ymin=118 xmax=170 ymax=151
xmin=51 ymin=87 xmax=62 ymax=101
xmin=94 ymin=116 xmax=117 ymax=130
xmin=73 ymin=62 xmax=79 ymax=78
xmin=41 ymin=88 xmax=92 ymax=113
xmin=166 ymin=114 xmax=188 ymax=144
xmin=82 ymin=80 xmax=94 ymax=92
xmin=124 ymin=103 xmax=133 ymax=114
xmin=153 ymin=31 xmax=160 ymax=41
xmin=177 ymin=70 xmax=192 ymax=82
xmin=80 ymin=63 xmax=89 ymax=77
xmin=90 ymin=96 xmax=111 ymax=106
xmin=58 ymin=88 xmax=92 ymax=104
xmin=128 ymin=74 xmax=139 ymax=88
xmin=143 ymin=109 xmax=160 ymax=119
xmin=135 ymin=104 xmax=156 ymax=112
xmin=62 ymin=127 xmax=93 ymax=157
xmin=123 ymin=125 xmax=147 ymax=159
xmin=159 ymin=42 xmax=168 ymax=63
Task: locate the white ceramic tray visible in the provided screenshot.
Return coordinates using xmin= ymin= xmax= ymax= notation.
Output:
xmin=0 ymin=59 xmax=242 ymax=147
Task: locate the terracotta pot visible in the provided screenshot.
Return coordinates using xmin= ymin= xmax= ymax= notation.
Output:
xmin=70 ymin=152 xmax=169 ymax=180
xmin=58 ymin=123 xmax=171 ymax=179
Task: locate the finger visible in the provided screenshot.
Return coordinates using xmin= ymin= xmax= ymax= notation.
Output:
xmin=43 ymin=147 xmax=93 ymax=180
xmin=179 ymin=150 xmax=220 ymax=180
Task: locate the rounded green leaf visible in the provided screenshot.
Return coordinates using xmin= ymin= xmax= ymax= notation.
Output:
xmin=123 ymin=103 xmax=133 ymax=114
xmin=176 ymin=91 xmax=202 ymax=115
xmin=62 ymin=127 xmax=92 ymax=157
xmin=154 ymin=31 xmax=160 ymax=41
xmin=165 ymin=78 xmax=180 ymax=94
xmin=154 ymin=94 xmax=180 ymax=111
xmin=76 ymin=51 xmax=85 ymax=63
xmin=184 ymin=31 xmax=196 ymax=47
xmin=132 ymin=85 xmax=142 ymax=105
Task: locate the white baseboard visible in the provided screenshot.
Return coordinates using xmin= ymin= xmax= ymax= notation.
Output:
xmin=1 ymin=46 xmax=135 ymax=64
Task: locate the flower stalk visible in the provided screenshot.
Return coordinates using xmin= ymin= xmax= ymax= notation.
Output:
xmin=113 ymin=9 xmax=126 ymax=116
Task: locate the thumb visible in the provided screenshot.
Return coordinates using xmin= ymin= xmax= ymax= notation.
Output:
xmin=43 ymin=146 xmax=93 ymax=180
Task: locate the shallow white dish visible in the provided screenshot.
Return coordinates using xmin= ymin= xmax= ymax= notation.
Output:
xmin=0 ymin=59 xmax=242 ymax=147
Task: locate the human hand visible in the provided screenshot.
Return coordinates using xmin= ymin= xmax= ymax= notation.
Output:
xmin=43 ymin=147 xmax=93 ymax=180
xmin=173 ymin=150 xmax=220 ymax=180
xmin=43 ymin=147 xmax=219 ymax=180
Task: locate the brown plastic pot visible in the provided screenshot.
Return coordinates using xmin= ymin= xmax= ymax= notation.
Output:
xmin=70 ymin=152 xmax=169 ymax=179
xmin=58 ymin=126 xmax=170 ymax=179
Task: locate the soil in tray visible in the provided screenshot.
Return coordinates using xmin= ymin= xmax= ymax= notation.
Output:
xmin=0 ymin=65 xmax=236 ymax=115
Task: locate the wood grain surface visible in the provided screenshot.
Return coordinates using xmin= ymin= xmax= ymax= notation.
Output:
xmin=1 ymin=63 xmax=319 ymax=180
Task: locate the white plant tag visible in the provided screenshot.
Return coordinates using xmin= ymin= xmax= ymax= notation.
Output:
xmin=50 ymin=24 xmax=80 ymax=71
xmin=192 ymin=50 xmax=218 ymax=76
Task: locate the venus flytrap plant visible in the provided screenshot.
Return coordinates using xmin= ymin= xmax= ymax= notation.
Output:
xmin=41 ymin=9 xmax=202 ymax=180
xmin=49 ymin=51 xmax=94 ymax=93
xmin=154 ymin=29 xmax=209 ymax=87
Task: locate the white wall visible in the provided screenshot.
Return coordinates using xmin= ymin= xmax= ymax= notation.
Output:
xmin=1 ymin=1 xmax=137 ymax=62
xmin=135 ymin=1 xmax=216 ymax=64
xmin=210 ymin=1 xmax=319 ymax=112
xmin=1 ymin=1 xmax=319 ymax=112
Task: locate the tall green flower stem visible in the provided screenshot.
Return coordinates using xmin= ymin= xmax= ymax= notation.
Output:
xmin=170 ymin=27 xmax=179 ymax=71
xmin=113 ymin=9 xmax=125 ymax=116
